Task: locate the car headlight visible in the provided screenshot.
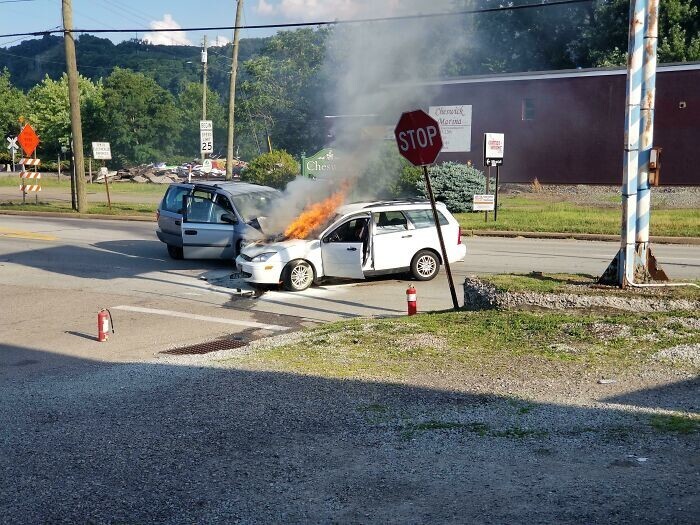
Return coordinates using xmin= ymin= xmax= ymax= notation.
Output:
xmin=251 ymin=252 xmax=277 ymax=262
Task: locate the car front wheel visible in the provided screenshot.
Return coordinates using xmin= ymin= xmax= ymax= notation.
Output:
xmin=411 ymin=250 xmax=440 ymax=281
xmin=283 ymin=260 xmax=314 ymax=291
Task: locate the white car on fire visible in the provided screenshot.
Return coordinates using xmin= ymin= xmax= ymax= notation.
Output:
xmin=235 ymin=200 xmax=466 ymax=291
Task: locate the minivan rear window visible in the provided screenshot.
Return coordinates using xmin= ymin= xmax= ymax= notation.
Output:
xmin=405 ymin=209 xmax=449 ymax=228
xmin=163 ymin=186 xmax=190 ymax=213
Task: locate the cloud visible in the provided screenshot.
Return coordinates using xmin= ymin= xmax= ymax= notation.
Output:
xmin=255 ymin=0 xmax=403 ymax=21
xmin=142 ymin=14 xmax=192 ymax=46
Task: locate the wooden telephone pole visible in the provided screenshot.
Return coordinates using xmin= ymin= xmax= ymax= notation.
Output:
xmin=61 ymin=0 xmax=87 ymax=212
xmin=225 ymin=0 xmax=244 ymax=180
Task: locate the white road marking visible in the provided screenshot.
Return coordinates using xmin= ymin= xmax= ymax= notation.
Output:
xmin=112 ymin=305 xmax=289 ymax=331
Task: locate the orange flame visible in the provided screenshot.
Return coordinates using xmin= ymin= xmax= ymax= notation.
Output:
xmin=284 ymin=189 xmax=346 ymax=240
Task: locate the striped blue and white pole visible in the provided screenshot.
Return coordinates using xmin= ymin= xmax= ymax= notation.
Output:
xmin=636 ymin=0 xmax=659 ymax=272
xmin=619 ymin=0 xmax=646 ymax=286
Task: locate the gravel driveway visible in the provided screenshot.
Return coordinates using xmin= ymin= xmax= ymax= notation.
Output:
xmin=1 ymin=343 xmax=698 ymax=524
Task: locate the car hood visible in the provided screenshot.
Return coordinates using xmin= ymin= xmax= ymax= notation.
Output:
xmin=240 ymin=238 xmax=320 ymax=262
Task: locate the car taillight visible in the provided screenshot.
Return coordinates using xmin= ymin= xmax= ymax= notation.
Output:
xmin=458 ymin=227 xmax=462 ymax=244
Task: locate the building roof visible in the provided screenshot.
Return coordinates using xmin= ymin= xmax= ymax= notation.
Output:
xmin=387 ymin=61 xmax=700 ymax=87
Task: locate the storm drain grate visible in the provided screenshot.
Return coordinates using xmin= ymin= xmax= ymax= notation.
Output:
xmin=161 ymin=338 xmax=248 ymax=355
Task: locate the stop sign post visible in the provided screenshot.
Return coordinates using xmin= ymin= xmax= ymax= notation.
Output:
xmin=394 ymin=110 xmax=459 ymax=310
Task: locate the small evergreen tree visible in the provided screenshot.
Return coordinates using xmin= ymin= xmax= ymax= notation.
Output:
xmin=241 ymin=150 xmax=299 ymax=189
xmin=417 ymin=162 xmax=488 ymax=212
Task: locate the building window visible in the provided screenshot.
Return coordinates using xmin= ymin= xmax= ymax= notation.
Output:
xmin=522 ymin=98 xmax=535 ymax=120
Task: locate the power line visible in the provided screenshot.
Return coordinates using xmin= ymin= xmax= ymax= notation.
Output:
xmin=0 ymin=0 xmax=595 ymax=39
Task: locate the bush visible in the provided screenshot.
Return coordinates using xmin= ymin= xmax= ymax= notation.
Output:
xmin=241 ymin=150 xmax=299 ymax=190
xmin=417 ymin=162 xmax=489 ymax=212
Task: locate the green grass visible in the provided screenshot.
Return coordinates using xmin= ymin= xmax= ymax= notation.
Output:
xmin=229 ymin=309 xmax=700 ymax=380
xmin=0 ymin=200 xmax=157 ymax=216
xmin=0 ymin=176 xmax=168 ymax=195
xmin=456 ymin=197 xmax=700 ymax=237
xmin=649 ymin=414 xmax=699 ymax=434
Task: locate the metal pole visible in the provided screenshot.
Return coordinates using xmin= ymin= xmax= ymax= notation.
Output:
xmin=485 ymin=164 xmax=490 ymax=223
xmin=70 ymin=144 xmax=76 ymax=210
xmin=88 ymin=157 xmax=92 ymax=183
xmin=635 ymin=0 xmax=659 ymax=278
xmin=423 ymin=165 xmax=459 ymax=310
xmin=601 ymin=0 xmax=646 ymax=287
xmin=62 ymin=0 xmax=87 ymax=212
xmin=201 ymin=35 xmax=207 ymax=167
xmin=225 ymin=0 xmax=244 ymax=180
xmin=494 ymin=164 xmax=500 ymax=221
xmin=57 ymin=154 xmax=61 ymax=180
xmin=104 ymin=166 xmax=112 ymax=211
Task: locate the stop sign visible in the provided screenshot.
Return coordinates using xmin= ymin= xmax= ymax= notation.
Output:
xmin=394 ymin=110 xmax=443 ymax=166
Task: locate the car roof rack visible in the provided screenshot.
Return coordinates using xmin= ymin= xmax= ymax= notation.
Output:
xmin=360 ymin=198 xmax=431 ymax=208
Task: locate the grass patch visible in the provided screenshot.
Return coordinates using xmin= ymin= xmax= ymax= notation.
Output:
xmin=0 ymin=201 xmax=156 ymax=216
xmin=456 ymin=196 xmax=700 ymax=237
xmin=230 ymin=308 xmax=699 ymax=380
xmin=650 ymin=414 xmax=699 ymax=434
xmin=0 ymin=176 xmax=168 ymax=195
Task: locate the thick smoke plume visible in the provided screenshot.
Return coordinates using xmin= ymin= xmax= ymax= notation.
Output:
xmin=264 ymin=1 xmax=471 ymax=235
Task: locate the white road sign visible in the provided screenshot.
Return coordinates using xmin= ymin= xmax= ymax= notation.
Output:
xmin=202 ymin=159 xmax=212 ymax=174
xmin=200 ymin=120 xmax=213 ymax=153
xmin=92 ymin=142 xmax=112 ymax=160
xmin=6 ymin=136 xmax=18 ymax=151
xmin=473 ymin=194 xmax=495 ymax=211
xmin=483 ymin=133 xmax=504 ymax=166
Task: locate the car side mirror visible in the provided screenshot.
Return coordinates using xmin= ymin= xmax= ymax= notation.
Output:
xmin=221 ymin=212 xmax=237 ymax=224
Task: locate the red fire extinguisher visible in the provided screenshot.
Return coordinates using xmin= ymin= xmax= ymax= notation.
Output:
xmin=406 ymin=285 xmax=417 ymax=316
xmin=97 ymin=309 xmax=114 ymax=342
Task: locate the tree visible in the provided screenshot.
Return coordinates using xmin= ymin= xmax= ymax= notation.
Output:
xmin=241 ymin=150 xmax=299 ymax=189
xmin=580 ymin=0 xmax=700 ymax=66
xmin=176 ymin=82 xmax=227 ymax=158
xmin=0 ymin=69 xmax=27 ymax=139
xmin=238 ymin=29 xmax=330 ymax=159
xmin=26 ymin=73 xmax=103 ymax=158
xmin=354 ymin=143 xmax=422 ymax=200
xmin=102 ymin=68 xmax=182 ymax=165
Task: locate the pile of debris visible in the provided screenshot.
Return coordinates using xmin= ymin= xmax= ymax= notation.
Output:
xmin=106 ymin=165 xmax=180 ymax=184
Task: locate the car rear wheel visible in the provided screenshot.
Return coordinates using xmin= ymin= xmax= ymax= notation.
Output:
xmin=411 ymin=250 xmax=439 ymax=281
xmin=283 ymin=260 xmax=314 ymax=291
xmin=167 ymin=244 xmax=183 ymax=260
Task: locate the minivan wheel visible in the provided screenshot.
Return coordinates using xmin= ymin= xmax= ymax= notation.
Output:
xmin=411 ymin=250 xmax=440 ymax=281
xmin=167 ymin=244 xmax=183 ymax=260
xmin=283 ymin=260 xmax=314 ymax=291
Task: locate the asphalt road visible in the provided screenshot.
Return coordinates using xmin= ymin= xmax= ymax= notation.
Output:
xmin=1 ymin=214 xmax=698 ymax=371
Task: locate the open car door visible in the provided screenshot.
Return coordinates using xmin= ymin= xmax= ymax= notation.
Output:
xmin=320 ymin=215 xmax=369 ymax=280
xmin=181 ymin=189 xmax=236 ymax=259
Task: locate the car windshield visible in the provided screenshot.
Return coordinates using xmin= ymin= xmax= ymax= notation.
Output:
xmin=231 ymin=190 xmax=280 ymax=222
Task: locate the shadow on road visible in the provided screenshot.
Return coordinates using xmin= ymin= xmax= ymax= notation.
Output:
xmin=1 ymin=344 xmax=697 ymax=524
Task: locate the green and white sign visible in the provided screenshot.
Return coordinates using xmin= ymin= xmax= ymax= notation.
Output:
xmin=302 ymin=148 xmax=337 ymax=178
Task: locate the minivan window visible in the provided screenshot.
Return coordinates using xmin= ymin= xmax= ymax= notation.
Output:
xmin=405 ymin=209 xmax=449 ymax=228
xmin=231 ymin=190 xmax=279 ymax=221
xmin=163 ymin=186 xmax=190 ymax=213
xmin=373 ymin=211 xmax=408 ymax=232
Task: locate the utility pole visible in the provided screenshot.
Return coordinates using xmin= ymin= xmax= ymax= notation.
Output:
xmin=226 ymin=0 xmax=244 ymax=180
xmin=201 ymin=35 xmax=208 ymax=166
xmin=61 ymin=0 xmax=87 ymax=212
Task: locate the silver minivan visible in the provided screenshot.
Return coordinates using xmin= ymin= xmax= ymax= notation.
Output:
xmin=156 ymin=181 xmax=280 ymax=259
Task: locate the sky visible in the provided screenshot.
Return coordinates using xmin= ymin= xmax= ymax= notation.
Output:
xmin=0 ymin=0 xmax=405 ymax=48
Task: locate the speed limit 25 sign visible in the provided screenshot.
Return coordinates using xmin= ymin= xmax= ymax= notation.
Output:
xmin=200 ymin=120 xmax=213 ymax=153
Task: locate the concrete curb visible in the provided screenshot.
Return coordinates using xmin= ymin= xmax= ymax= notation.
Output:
xmin=1 ymin=209 xmax=698 ymax=245
xmin=466 ymin=229 xmax=700 ymax=246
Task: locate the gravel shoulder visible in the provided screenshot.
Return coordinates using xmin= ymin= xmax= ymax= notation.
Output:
xmin=2 ymin=312 xmax=698 ymax=524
